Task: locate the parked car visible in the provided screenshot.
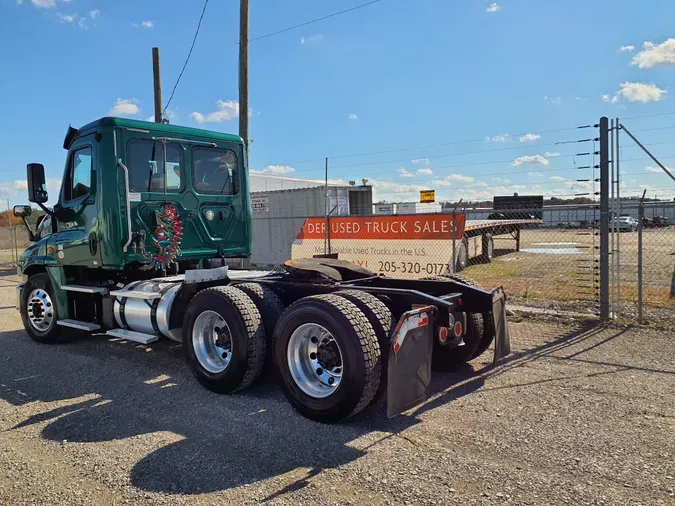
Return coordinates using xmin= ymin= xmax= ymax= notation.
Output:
xmin=612 ymin=215 xmax=638 ymax=232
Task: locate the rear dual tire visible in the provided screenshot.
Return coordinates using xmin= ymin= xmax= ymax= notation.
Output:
xmin=422 ymin=274 xmax=495 ymax=368
xmin=274 ymin=294 xmax=382 ymax=423
xmin=183 ymin=286 xmax=266 ymax=394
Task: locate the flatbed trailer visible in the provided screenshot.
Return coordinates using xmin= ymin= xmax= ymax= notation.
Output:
xmin=460 ymin=218 xmax=543 ymax=268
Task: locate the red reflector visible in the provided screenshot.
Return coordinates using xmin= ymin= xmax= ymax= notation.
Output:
xmin=439 ymin=327 xmax=448 ymax=343
xmin=457 ymin=299 xmax=463 ymax=306
xmin=454 ymin=321 xmax=463 ymax=337
xmin=393 ymin=342 xmax=401 ymax=353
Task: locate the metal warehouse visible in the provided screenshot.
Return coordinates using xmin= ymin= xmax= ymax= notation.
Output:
xmin=247 ymin=181 xmax=373 ymax=267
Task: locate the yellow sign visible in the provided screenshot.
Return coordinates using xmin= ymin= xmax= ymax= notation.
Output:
xmin=420 ymin=190 xmax=435 ymax=203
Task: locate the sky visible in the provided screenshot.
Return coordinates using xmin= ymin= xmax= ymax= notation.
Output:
xmin=1 ymin=0 xmax=675 ymax=207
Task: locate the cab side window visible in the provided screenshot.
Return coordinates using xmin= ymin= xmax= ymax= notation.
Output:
xmin=64 ymin=146 xmax=92 ymax=201
xmin=126 ymin=139 xmax=183 ymax=192
xmin=36 ymin=215 xmax=52 ymax=239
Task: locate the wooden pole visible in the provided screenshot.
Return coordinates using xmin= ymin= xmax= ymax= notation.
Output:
xmin=239 ymin=0 xmax=249 ymax=155
xmin=152 ymin=47 xmax=163 ymax=123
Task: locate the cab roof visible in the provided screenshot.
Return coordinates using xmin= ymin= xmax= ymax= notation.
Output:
xmin=74 ymin=117 xmax=244 ymax=145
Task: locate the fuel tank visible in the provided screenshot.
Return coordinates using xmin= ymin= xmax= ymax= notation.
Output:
xmin=113 ymin=280 xmax=182 ymax=342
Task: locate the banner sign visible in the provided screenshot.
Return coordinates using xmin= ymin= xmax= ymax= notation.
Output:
xmin=291 ymin=214 xmax=466 ymax=278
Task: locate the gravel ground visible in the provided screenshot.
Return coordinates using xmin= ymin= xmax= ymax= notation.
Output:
xmin=0 ymin=271 xmax=673 ymax=506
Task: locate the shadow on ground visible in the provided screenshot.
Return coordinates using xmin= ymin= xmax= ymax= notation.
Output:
xmin=1 ymin=319 xmax=661 ymax=497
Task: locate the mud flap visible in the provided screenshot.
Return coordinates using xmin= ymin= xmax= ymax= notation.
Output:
xmin=387 ymin=306 xmax=436 ymax=418
xmin=491 ymin=286 xmax=511 ymax=365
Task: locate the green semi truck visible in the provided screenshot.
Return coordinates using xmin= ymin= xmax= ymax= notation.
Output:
xmin=13 ymin=117 xmax=510 ymax=423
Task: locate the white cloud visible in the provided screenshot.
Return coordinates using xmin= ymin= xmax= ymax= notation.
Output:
xmin=411 ymin=158 xmax=430 ymax=165
xmin=511 ymin=155 xmax=550 ymax=167
xmin=0 ymin=178 xmax=61 ymax=204
xmin=492 ymin=177 xmax=511 ymax=183
xmin=602 ymin=93 xmax=620 ymax=104
xmin=431 ymin=179 xmax=452 ymax=187
xmin=550 ymin=176 xmax=566 ymax=181
xmin=190 ymin=100 xmax=239 ymax=123
xmin=527 ymin=171 xmax=544 ymax=177
xmin=108 ymin=98 xmax=140 ymax=117
xmin=485 ymin=134 xmax=510 ymax=142
xmin=258 ymin=165 xmax=296 ymax=175
xmin=544 ymin=96 xmax=563 ymax=105
xmin=146 ymin=109 xmax=178 ymax=123
xmin=519 ymin=133 xmax=541 ymax=143
xmin=367 ymin=180 xmax=428 ymax=202
xmin=486 ymin=3 xmax=501 ymax=13
xmin=300 ymin=33 xmax=323 ymax=44
xmin=30 ymin=0 xmax=56 ymax=7
xmin=544 ymin=152 xmax=561 ymax=158
xmin=619 ymin=45 xmax=635 ymax=53
xmin=89 ymin=9 xmax=99 ymax=19
xmin=617 ymin=81 xmax=667 ymax=103
xmin=141 ymin=20 xmax=154 ymax=28
xmin=57 ymin=12 xmax=76 ymax=22
xmin=645 ymin=166 xmax=671 ymax=174
xmin=348 ymin=113 xmax=358 ymax=120
xmin=398 ymin=168 xmax=413 ymax=178
xmin=416 ymin=168 xmax=433 ymax=176
xmin=446 ymin=174 xmax=474 ymax=183
xmin=631 ymin=39 xmax=675 ymax=69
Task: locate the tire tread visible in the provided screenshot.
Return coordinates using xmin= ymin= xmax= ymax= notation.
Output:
xmin=194 ymin=286 xmax=266 ymax=391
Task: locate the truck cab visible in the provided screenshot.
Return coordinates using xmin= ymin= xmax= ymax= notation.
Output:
xmin=18 ymin=117 xmax=252 ymax=283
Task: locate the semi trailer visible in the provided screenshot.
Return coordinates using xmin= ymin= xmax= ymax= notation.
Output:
xmin=13 ymin=117 xmax=510 ymax=423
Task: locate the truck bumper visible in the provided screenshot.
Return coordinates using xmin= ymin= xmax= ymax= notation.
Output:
xmin=16 ymin=284 xmax=23 ymax=311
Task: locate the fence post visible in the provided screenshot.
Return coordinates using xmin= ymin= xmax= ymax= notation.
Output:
xmin=451 ymin=212 xmax=456 ymax=274
xmin=637 ymin=196 xmax=644 ymax=324
xmin=599 ymin=117 xmax=610 ymax=321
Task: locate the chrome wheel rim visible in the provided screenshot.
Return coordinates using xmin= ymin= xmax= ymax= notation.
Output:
xmin=287 ymin=323 xmax=343 ymax=398
xmin=26 ymin=288 xmax=54 ymax=332
xmin=192 ymin=310 xmax=233 ymax=374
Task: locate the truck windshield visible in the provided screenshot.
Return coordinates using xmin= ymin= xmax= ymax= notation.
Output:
xmin=191 ymin=146 xmax=238 ymax=195
xmin=127 ymin=139 xmax=183 ymax=192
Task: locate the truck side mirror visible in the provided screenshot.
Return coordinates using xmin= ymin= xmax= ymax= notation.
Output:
xmin=13 ymin=205 xmax=32 ymax=218
xmin=13 ymin=205 xmax=36 ymax=242
xmin=27 ymin=163 xmax=49 ymax=204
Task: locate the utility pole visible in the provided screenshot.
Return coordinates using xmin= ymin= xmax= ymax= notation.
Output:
xmin=152 ymin=47 xmax=163 ymax=123
xmin=239 ymin=0 xmax=250 ymax=156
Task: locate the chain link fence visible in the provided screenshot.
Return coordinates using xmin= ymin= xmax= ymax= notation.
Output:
xmin=610 ymin=200 xmax=675 ymax=326
xmin=0 ymin=226 xmax=29 ymax=271
xmin=246 ymin=206 xmax=604 ymax=314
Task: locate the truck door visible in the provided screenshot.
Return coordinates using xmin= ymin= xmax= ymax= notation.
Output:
xmin=53 ymin=134 xmax=101 ymax=267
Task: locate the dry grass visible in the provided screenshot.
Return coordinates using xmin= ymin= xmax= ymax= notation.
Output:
xmin=464 ymin=227 xmax=675 ymax=308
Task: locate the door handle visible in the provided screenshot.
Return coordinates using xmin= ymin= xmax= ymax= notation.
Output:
xmin=88 ymin=232 xmax=98 ymax=256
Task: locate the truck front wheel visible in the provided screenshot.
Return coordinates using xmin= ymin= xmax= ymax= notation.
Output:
xmin=274 ymin=294 xmax=381 ymax=423
xmin=21 ymin=273 xmax=61 ymax=344
xmin=183 ymin=286 xmax=266 ymax=394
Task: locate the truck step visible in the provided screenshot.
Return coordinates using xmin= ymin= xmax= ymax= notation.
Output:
xmin=62 ymin=285 xmax=110 ymax=294
xmin=109 ymin=289 xmax=162 ymax=300
xmin=57 ymin=319 xmax=101 ymax=331
xmin=106 ymin=329 xmax=159 ymax=344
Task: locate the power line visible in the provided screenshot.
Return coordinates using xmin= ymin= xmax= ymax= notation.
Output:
xmin=272 ymin=138 xmax=675 ymax=178
xmin=163 ymin=0 xmax=210 ymax=114
xmin=620 ymin=111 xmax=675 ymax=121
xmin=250 ymin=0 xmax=382 ymax=43
xmin=280 ymin=126 xmax=584 ymax=166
